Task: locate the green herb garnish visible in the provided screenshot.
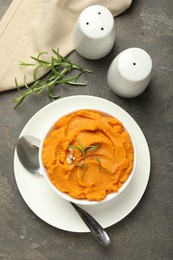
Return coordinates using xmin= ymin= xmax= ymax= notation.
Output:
xmin=76 ymin=163 xmax=90 ymax=173
xmin=14 ymin=49 xmax=92 ymax=108
xmin=68 ymin=140 xmax=100 ymax=157
xmin=94 ymin=156 xmax=110 ymax=172
xmin=67 ymin=140 xmax=110 ymax=173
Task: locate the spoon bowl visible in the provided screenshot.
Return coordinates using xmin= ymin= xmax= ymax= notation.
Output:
xmin=16 ymin=136 xmax=40 ymax=175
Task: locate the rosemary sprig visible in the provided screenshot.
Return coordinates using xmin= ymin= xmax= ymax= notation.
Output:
xmin=94 ymin=156 xmax=110 ymax=172
xmin=68 ymin=140 xmax=106 ymax=172
xmin=68 ymin=140 xmax=100 ymax=157
xmin=13 ymin=49 xmax=92 ymax=108
xmin=67 ymin=140 xmax=110 ymax=175
xmin=77 ymin=163 xmax=90 ymax=172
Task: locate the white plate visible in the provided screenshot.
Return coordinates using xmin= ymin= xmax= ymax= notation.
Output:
xmin=13 ymin=95 xmax=150 ymax=233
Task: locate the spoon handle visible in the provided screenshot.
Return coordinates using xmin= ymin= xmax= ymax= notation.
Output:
xmin=70 ymin=202 xmax=110 ymax=246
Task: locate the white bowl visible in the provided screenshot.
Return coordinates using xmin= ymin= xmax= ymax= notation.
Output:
xmin=39 ymin=105 xmax=137 ymax=206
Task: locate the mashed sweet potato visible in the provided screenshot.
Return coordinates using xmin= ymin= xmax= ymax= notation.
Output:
xmin=42 ymin=110 xmax=134 ymax=201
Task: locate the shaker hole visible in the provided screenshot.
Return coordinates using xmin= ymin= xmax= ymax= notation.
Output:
xmin=98 ymin=12 xmax=101 ymax=15
xmin=86 ymin=22 xmax=89 ymax=25
xmin=133 ymin=62 xmax=136 ymax=66
xmin=101 ymin=27 xmax=104 ymax=30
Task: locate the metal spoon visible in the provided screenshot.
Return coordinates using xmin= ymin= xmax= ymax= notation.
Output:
xmin=16 ymin=135 xmax=110 ymax=246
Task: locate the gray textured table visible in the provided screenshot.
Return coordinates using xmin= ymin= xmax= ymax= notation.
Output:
xmin=0 ymin=0 xmax=173 ymax=259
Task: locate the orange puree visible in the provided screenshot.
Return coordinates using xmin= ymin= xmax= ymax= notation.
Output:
xmin=42 ymin=110 xmax=134 ymax=201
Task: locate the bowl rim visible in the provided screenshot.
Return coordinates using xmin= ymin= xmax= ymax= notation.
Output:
xmin=39 ymin=108 xmax=137 ymax=206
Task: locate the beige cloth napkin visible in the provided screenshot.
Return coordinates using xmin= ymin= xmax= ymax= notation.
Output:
xmin=0 ymin=0 xmax=132 ymax=91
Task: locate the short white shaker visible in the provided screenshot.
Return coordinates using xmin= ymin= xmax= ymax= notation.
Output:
xmin=107 ymin=48 xmax=153 ymax=98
